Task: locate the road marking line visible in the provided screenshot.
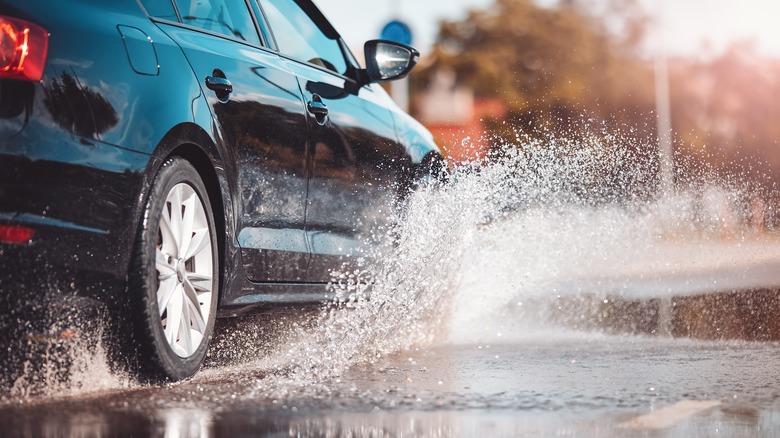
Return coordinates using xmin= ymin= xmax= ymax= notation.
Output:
xmin=620 ymin=400 xmax=721 ymax=430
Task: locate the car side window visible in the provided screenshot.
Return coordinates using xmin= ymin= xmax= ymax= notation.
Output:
xmin=173 ymin=0 xmax=261 ymax=45
xmin=139 ymin=0 xmax=179 ymax=21
xmin=257 ymin=0 xmax=348 ymax=75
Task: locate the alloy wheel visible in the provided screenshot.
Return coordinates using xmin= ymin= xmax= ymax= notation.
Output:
xmin=154 ymin=183 xmax=214 ymax=358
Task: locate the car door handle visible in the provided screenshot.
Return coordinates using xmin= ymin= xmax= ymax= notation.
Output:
xmin=307 ymin=99 xmax=328 ymax=117
xmin=205 ymin=76 xmax=233 ymax=94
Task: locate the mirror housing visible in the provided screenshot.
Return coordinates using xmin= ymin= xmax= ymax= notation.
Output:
xmin=362 ymin=39 xmax=419 ymax=84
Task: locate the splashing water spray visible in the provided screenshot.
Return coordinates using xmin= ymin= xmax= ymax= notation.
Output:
xmin=5 ymin=123 xmax=779 ymax=400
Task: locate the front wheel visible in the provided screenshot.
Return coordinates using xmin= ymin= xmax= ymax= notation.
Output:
xmin=128 ymin=157 xmax=218 ymax=381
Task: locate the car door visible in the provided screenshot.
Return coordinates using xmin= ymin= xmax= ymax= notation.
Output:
xmin=156 ymin=0 xmax=311 ymax=283
xmin=257 ymin=0 xmax=412 ymax=282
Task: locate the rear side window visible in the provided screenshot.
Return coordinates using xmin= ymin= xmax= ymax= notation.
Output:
xmin=139 ymin=0 xmax=178 ymax=21
xmin=258 ymin=0 xmax=347 ymax=75
xmin=173 ymin=0 xmax=261 ymax=45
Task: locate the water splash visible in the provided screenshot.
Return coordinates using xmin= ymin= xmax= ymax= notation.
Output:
xmin=4 ymin=315 xmax=130 ymax=402
xmin=245 ymin=125 xmax=780 ymax=389
xmin=5 ymin=124 xmax=780 ymax=401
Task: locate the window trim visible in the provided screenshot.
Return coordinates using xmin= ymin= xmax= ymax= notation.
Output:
xmin=134 ymin=0 xmax=179 ymax=23
xmin=138 ymin=0 xmax=272 ymax=50
xmin=277 ymin=49 xmax=360 ymax=86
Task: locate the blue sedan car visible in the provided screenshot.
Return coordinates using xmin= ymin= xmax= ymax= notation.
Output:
xmin=0 ymin=0 xmax=443 ymax=381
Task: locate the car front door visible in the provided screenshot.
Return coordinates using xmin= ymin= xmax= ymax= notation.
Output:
xmin=257 ymin=0 xmax=412 ymax=282
xmin=157 ymin=0 xmax=311 ymax=284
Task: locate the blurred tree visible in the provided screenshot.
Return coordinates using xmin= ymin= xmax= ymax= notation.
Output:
xmin=671 ymin=43 xmax=780 ymax=190
xmin=414 ymin=0 xmax=780 ymax=213
xmin=413 ymin=0 xmax=655 ymax=146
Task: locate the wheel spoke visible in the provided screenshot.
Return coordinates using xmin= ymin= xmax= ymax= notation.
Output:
xmin=187 ymin=272 xmax=213 ymax=292
xmin=157 ymin=277 xmax=178 ymax=316
xmin=179 ymin=192 xmax=196 ymax=258
xmin=184 ymin=280 xmax=206 ymax=333
xmin=184 ymin=228 xmax=210 ymax=261
xmin=164 ymin=285 xmax=183 ymax=347
xmin=159 ymin=208 xmax=178 ymax=256
xmin=179 ymin=302 xmax=193 ymax=355
xmin=183 ymin=278 xmax=207 ymax=333
xmin=155 ymin=248 xmax=176 ymax=280
xmin=168 ymin=185 xmax=184 ymax=257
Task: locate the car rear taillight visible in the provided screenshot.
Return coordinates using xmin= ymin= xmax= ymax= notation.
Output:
xmin=0 ymin=224 xmax=35 ymax=244
xmin=0 ymin=15 xmax=48 ymax=81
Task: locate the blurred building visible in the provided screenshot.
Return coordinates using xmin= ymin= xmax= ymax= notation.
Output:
xmin=413 ymin=69 xmax=505 ymax=164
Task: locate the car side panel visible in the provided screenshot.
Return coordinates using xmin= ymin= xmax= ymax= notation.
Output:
xmin=0 ymin=0 xmax=219 ymax=297
xmin=156 ymin=22 xmax=312 ymax=286
xmin=282 ymin=61 xmax=412 ymax=282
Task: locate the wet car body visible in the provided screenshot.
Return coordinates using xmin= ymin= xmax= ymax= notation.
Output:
xmin=0 ymin=0 xmax=442 ymax=379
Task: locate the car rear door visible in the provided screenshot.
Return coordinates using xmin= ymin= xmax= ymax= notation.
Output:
xmin=257 ymin=0 xmax=412 ymax=282
xmin=155 ymin=0 xmax=311 ymax=282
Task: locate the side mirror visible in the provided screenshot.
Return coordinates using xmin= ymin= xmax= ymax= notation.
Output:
xmin=363 ymin=40 xmax=419 ymax=83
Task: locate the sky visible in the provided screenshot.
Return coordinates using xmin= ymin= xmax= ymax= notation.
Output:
xmin=313 ymin=0 xmax=491 ymax=55
xmin=653 ymin=0 xmax=780 ymax=58
xmin=313 ymin=0 xmax=780 ymax=60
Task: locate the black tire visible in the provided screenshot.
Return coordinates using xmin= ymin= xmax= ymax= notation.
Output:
xmin=126 ymin=157 xmax=219 ymax=381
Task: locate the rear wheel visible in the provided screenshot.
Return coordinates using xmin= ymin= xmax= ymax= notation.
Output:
xmin=129 ymin=157 xmax=218 ymax=381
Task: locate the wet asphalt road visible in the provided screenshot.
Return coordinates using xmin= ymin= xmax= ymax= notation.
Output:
xmin=4 ymin=230 xmax=780 ymax=437
xmin=3 ymin=308 xmax=780 ymax=438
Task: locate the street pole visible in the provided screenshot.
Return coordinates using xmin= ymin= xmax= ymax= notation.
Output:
xmin=654 ymin=0 xmax=674 ymax=334
xmin=389 ymin=0 xmax=400 ymax=17
xmin=654 ymin=0 xmax=674 ymax=193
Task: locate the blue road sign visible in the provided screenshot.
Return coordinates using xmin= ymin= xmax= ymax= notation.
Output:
xmin=380 ymin=20 xmax=413 ymax=46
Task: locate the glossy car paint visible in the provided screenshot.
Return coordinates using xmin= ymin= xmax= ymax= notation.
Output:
xmin=156 ymin=22 xmax=313 ymax=285
xmin=298 ymin=67 xmax=412 ymax=282
xmin=0 ymin=0 xmax=441 ymax=341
